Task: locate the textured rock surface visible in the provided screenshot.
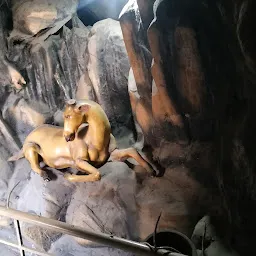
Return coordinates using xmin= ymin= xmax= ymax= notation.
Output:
xmin=66 ymin=162 xmax=138 ymax=245
xmin=6 ymin=16 xmax=135 ymax=140
xmin=120 ymin=0 xmax=256 ymax=255
xmin=49 ymin=235 xmax=135 ymax=256
xmin=0 ymin=5 xmax=25 ymax=89
xmin=0 ymin=3 xmax=205 ymax=255
xmin=0 ymin=6 xmax=10 ymax=87
xmin=0 ymin=244 xmax=19 ymax=256
xmin=136 ymin=165 xmax=204 ymax=240
xmin=0 ymin=146 xmax=13 ymax=206
xmin=7 ymin=15 xmax=91 ymax=111
xmin=0 ymin=1 xmax=238 ymax=255
xmin=0 ymin=119 xmax=20 ymax=208
xmin=11 ymin=169 xmax=75 ymax=251
xmin=0 ymin=13 xmax=138 ymax=254
xmin=3 ymin=158 xmax=202 ymax=253
xmin=192 ymin=216 xmax=239 ymax=256
xmin=87 ymin=18 xmax=134 ymax=137
xmin=12 ymin=0 xmax=78 ymax=36
xmin=2 ymin=94 xmax=52 ymax=142
xmin=53 ymin=109 xmax=64 ymax=126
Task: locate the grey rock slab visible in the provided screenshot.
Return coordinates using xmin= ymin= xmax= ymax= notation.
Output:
xmin=12 ymin=0 xmax=78 ymax=36
xmin=87 ymin=19 xmax=134 ymax=139
xmin=9 ymin=165 xmax=75 ymax=251
xmin=2 ymin=94 xmax=53 ymax=143
xmin=66 ymin=162 xmax=138 ymax=246
xmin=49 ymin=234 xmax=135 ymax=256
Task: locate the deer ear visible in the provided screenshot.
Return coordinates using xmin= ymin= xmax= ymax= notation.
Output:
xmin=77 ymin=104 xmax=91 ymax=113
xmin=66 ymin=99 xmax=76 ymax=106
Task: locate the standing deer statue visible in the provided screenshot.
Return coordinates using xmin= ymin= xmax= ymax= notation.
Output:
xmin=8 ymin=99 xmax=155 ymax=182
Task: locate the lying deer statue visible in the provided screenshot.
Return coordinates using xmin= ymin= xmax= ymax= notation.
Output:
xmin=8 ymin=99 xmax=155 ymax=182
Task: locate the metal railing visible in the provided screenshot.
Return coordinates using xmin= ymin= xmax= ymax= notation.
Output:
xmin=0 ymin=206 xmax=180 ymax=256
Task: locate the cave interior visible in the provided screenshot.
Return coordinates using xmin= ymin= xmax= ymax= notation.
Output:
xmin=0 ymin=0 xmax=256 ymax=255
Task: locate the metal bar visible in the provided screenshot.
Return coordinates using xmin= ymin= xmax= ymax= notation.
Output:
xmin=14 ymin=219 xmax=25 ymax=256
xmin=0 ymin=206 xmax=173 ymax=256
xmin=0 ymin=238 xmax=53 ymax=256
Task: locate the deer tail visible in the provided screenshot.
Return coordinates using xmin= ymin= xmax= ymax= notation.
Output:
xmin=8 ymin=149 xmax=24 ymax=162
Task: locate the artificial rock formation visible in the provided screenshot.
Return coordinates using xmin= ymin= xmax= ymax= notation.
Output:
xmin=2 ymin=94 xmax=52 ymax=142
xmin=85 ymin=18 xmax=134 ymax=138
xmin=0 ymin=2 xmax=206 ymax=255
xmin=0 ymin=5 xmax=26 ymax=90
xmin=11 ymin=0 xmax=78 ymax=37
xmin=121 ymin=0 xmax=256 ymax=255
xmin=0 ymin=3 xmax=138 ymax=254
xmin=2 ymin=0 xmax=256 ymax=255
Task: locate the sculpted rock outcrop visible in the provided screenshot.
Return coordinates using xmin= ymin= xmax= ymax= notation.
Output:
xmin=86 ymin=18 xmax=134 ymax=138
xmin=0 ymin=5 xmax=26 ymax=89
xmin=2 ymin=94 xmax=52 ymax=142
xmin=0 ymin=1 xmax=225 ymax=255
xmin=11 ymin=0 xmax=78 ymax=36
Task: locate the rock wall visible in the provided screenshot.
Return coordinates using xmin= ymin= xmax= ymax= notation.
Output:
xmin=120 ymin=0 xmax=256 ymax=255
xmin=3 ymin=0 xmax=255 ymax=255
xmin=11 ymin=0 xmax=78 ymax=36
xmin=0 ymin=1 xmax=140 ymax=255
xmin=3 ymin=11 xmax=136 ymax=143
xmin=0 ymin=1 xmax=204 ymax=255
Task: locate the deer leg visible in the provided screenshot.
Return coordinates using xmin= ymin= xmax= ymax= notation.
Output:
xmin=96 ymin=134 xmax=116 ymax=163
xmin=108 ymin=134 xmax=117 ymax=153
xmin=24 ymin=144 xmax=50 ymax=181
xmin=110 ymin=148 xmax=156 ymax=176
xmin=88 ymin=144 xmax=99 ymax=162
xmin=64 ymin=159 xmax=101 ymax=182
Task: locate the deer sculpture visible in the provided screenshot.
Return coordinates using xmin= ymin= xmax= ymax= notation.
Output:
xmin=8 ymin=99 xmax=155 ymax=182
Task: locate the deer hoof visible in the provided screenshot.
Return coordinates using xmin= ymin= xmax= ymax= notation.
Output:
xmin=64 ymin=173 xmax=72 ymax=180
xmin=94 ymin=172 xmax=101 ymax=181
xmin=146 ymin=168 xmax=156 ymax=177
xmin=151 ymin=169 xmax=157 ymax=177
xmin=41 ymin=171 xmax=50 ymax=182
